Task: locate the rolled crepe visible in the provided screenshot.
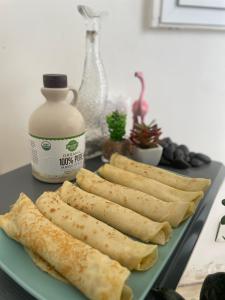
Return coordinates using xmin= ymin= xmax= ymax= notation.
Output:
xmin=36 ymin=192 xmax=158 ymax=271
xmin=0 ymin=193 xmax=132 ymax=300
xmin=25 ymin=248 xmax=67 ymax=283
xmin=110 ymin=153 xmax=211 ymax=192
xmin=76 ymin=168 xmax=191 ymax=227
xmin=98 ymin=164 xmax=204 ymax=211
xmin=59 ymin=181 xmax=172 ymax=245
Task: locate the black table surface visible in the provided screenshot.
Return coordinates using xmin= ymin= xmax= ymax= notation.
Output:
xmin=0 ymin=157 xmax=224 ymax=300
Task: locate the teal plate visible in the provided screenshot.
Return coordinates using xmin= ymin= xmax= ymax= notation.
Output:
xmin=0 ymin=218 xmax=191 ymax=300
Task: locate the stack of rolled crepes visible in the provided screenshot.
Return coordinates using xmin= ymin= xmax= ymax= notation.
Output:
xmin=0 ymin=153 xmax=211 ymax=300
xmin=95 ymin=153 xmax=211 ymax=220
xmin=76 ymin=169 xmax=191 ymax=227
xmin=58 ymin=181 xmax=171 ymax=244
xmin=0 ymin=194 xmax=132 ymax=300
xmin=75 ymin=156 xmax=210 ymax=229
xmin=36 ymin=191 xmax=159 ymax=271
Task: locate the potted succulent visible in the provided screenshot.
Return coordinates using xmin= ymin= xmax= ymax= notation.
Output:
xmin=102 ymin=110 xmax=132 ymax=161
xmin=130 ymin=120 xmax=163 ymax=165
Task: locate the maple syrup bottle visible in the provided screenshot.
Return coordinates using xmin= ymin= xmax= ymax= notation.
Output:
xmin=29 ymin=74 xmax=85 ymax=183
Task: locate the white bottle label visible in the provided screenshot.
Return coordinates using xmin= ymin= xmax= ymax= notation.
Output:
xmin=29 ymin=133 xmax=85 ymax=180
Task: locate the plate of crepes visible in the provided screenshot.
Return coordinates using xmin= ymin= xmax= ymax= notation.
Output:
xmin=0 ymin=153 xmax=211 ymax=300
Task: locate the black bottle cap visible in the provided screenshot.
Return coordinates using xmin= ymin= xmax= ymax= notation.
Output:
xmin=43 ymin=74 xmax=67 ymax=88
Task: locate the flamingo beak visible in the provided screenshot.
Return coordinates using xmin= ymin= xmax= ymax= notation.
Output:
xmin=134 ymin=71 xmax=143 ymax=78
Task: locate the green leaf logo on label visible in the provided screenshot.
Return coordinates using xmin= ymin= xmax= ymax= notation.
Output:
xmin=66 ymin=139 xmax=78 ymax=152
xmin=41 ymin=141 xmax=51 ymax=151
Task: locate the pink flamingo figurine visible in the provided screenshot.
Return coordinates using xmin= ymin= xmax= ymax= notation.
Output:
xmin=132 ymin=71 xmax=149 ymax=125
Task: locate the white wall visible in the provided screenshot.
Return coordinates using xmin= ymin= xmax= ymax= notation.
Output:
xmin=0 ymin=0 xmax=225 ymax=174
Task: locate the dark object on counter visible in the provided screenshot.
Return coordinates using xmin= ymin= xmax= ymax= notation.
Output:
xmin=177 ymin=144 xmax=189 ymax=157
xmin=159 ymin=137 xmax=172 ymax=148
xmin=151 ymin=272 xmax=225 ymax=300
xmin=159 ymin=137 xmax=211 ymax=170
xmin=151 ymin=288 xmax=185 ymax=300
xmin=190 ymin=157 xmax=204 ymax=168
xmin=160 ymin=156 xmax=172 ymax=167
xmin=174 ymin=148 xmax=185 ymax=161
xmin=200 ymin=272 xmax=225 ymax=300
xmin=173 ymin=159 xmax=190 ymax=169
xmin=163 ymin=144 xmax=176 ymax=161
xmin=195 ymin=153 xmax=211 ymax=164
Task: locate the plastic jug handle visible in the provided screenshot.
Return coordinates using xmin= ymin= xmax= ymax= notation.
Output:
xmin=68 ymin=87 xmax=77 ymax=106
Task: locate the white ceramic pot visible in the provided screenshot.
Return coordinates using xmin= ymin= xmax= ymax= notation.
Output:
xmin=133 ymin=145 xmax=163 ymax=165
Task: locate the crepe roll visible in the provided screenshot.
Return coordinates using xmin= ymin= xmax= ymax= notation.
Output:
xmin=110 ymin=153 xmax=211 ymax=192
xmin=36 ymin=192 xmax=158 ymax=271
xmin=25 ymin=248 xmax=67 ymax=283
xmin=98 ymin=164 xmax=204 ymax=210
xmin=76 ymin=168 xmax=191 ymax=227
xmin=59 ymin=181 xmax=172 ymax=245
xmin=0 ymin=193 xmax=132 ymax=300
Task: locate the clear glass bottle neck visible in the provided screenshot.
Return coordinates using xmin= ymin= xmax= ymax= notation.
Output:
xmin=85 ymin=30 xmax=100 ymax=55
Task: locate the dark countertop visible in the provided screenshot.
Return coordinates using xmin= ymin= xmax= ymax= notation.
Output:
xmin=0 ymin=157 xmax=224 ymax=300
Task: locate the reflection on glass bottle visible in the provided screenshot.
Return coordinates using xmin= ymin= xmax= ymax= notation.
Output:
xmin=77 ymin=5 xmax=108 ymax=158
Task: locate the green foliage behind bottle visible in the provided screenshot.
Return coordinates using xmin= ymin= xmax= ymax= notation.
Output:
xmin=106 ymin=111 xmax=126 ymax=141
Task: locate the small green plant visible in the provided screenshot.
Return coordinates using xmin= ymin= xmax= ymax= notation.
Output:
xmin=106 ymin=111 xmax=126 ymax=141
xmin=130 ymin=120 xmax=162 ymax=149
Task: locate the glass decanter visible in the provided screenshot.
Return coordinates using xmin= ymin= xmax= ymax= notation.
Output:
xmin=77 ymin=6 xmax=108 ymax=158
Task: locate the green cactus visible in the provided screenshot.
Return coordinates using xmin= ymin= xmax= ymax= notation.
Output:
xmin=106 ymin=111 xmax=126 ymax=141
